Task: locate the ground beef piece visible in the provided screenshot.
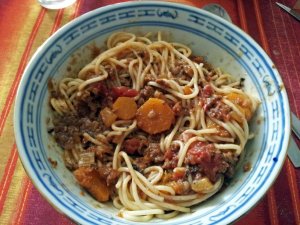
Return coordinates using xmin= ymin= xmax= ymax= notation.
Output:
xmin=185 ymin=141 xmax=229 ymax=182
xmin=170 ymin=65 xmax=181 ymax=76
xmin=76 ymin=100 xmax=92 ymax=117
xmin=153 ymin=90 xmax=173 ymax=104
xmin=144 ymin=73 xmax=156 ymax=83
xmin=188 ymin=165 xmax=203 ymax=180
xmin=183 ymin=65 xmax=193 ymax=77
xmin=75 ymin=90 xmax=104 ymax=118
xmin=79 ymin=118 xmax=104 ymax=135
xmin=189 ymin=55 xmax=213 ymax=71
xmin=133 ymin=158 xmax=148 ymax=171
xmin=148 ymin=144 xmax=165 ymax=163
xmin=139 ymin=86 xmax=155 ymax=101
xmin=88 ymin=81 xmax=114 ymax=108
xmin=55 ymin=126 xmax=80 ymax=150
xmin=223 ymin=151 xmax=239 ymax=178
xmin=53 ymin=116 xmax=81 ymax=150
xmin=119 ymin=76 xmax=131 ymax=87
xmin=122 ymin=138 xmax=148 ymax=154
xmin=169 ymin=59 xmax=194 ymax=78
xmin=172 ymin=102 xmax=182 ymax=116
xmin=201 ymin=89 xmax=231 ymax=121
xmin=173 ymin=101 xmax=189 ymax=117
xmin=156 ymin=79 xmax=171 ymax=88
xmin=53 ymin=116 xmax=105 ymax=150
xmin=148 ymin=134 xmax=161 ymax=143
xmin=133 ymin=143 xmax=164 ymax=171
xmin=206 ymin=101 xmax=231 ymax=121
xmin=48 ymin=158 xmax=58 ymax=168
xmin=87 ymin=146 xmax=112 ymax=163
xmin=243 ymin=162 xmax=251 ymax=172
xmin=89 ymin=81 xmax=109 ymax=97
xmin=163 ymin=144 xmax=179 ymax=170
xmin=203 ymin=96 xmax=221 ymax=111
xmin=190 ymin=55 xmax=205 ymax=64
xmin=170 ymin=61 xmax=185 ymax=76
xmin=48 ymin=79 xmax=62 ymax=99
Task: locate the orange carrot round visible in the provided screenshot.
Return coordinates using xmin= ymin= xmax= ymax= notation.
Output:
xmin=73 ymin=167 xmax=109 ymax=202
xmin=136 ymin=98 xmax=175 ymax=134
xmin=113 ymin=97 xmax=137 ymax=120
xmin=225 ymin=92 xmax=253 ymax=121
xmin=183 ymin=86 xmax=193 ymax=95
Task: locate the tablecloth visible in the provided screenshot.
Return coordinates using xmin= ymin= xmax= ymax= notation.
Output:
xmin=0 ymin=0 xmax=299 ymax=224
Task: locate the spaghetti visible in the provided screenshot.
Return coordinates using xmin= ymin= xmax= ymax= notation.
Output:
xmin=49 ymin=32 xmax=258 ymax=221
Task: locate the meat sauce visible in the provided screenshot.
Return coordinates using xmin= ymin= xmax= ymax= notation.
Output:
xmin=50 ymin=56 xmax=243 ymax=202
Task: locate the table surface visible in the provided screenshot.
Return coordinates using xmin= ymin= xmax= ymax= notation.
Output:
xmin=0 ymin=0 xmax=300 ymax=224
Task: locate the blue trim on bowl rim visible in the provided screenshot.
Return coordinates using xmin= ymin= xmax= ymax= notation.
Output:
xmin=14 ymin=1 xmax=290 ymax=225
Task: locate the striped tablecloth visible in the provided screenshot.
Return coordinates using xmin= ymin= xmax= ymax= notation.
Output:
xmin=1 ymin=0 xmax=300 ymax=224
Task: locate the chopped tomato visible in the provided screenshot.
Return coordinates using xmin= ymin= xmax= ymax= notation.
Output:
xmin=163 ymin=146 xmax=179 ymax=169
xmin=186 ymin=141 xmax=228 ymax=182
xmin=186 ymin=141 xmax=215 ymax=165
xmin=202 ymin=84 xmax=214 ymax=98
xmin=112 ymin=86 xmax=139 ymax=98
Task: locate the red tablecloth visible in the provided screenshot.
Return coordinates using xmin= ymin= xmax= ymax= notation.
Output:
xmin=0 ymin=0 xmax=299 ymax=224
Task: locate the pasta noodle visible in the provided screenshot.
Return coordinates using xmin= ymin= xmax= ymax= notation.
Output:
xmin=48 ymin=32 xmax=259 ymax=221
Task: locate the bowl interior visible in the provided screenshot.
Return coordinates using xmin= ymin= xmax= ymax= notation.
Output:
xmin=14 ymin=2 xmax=290 ymax=225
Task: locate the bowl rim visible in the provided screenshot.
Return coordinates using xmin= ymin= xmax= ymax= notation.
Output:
xmin=14 ymin=1 xmax=291 ymax=225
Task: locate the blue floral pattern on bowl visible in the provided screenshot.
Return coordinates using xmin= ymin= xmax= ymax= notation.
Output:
xmin=14 ymin=1 xmax=290 ymax=225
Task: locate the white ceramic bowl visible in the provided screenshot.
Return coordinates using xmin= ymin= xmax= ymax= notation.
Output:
xmin=14 ymin=1 xmax=291 ymax=224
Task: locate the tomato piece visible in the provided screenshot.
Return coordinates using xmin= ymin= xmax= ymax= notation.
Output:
xmin=186 ymin=141 xmax=214 ymax=165
xmin=112 ymin=86 xmax=127 ymax=96
xmin=185 ymin=141 xmax=228 ymax=182
xmin=202 ymin=84 xmax=214 ymax=98
xmin=164 ymin=148 xmax=176 ymax=160
xmin=112 ymin=86 xmax=139 ymax=98
xmin=124 ymin=89 xmax=139 ymax=97
xmin=188 ymin=141 xmax=207 ymax=154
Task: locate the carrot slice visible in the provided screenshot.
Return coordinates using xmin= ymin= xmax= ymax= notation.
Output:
xmin=183 ymin=86 xmax=193 ymax=95
xmin=113 ymin=97 xmax=137 ymax=120
xmin=226 ymin=92 xmax=253 ymax=121
xmin=136 ymin=98 xmax=175 ymax=134
xmin=73 ymin=167 xmax=109 ymax=202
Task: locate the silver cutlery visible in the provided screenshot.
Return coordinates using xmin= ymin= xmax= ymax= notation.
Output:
xmin=292 ymin=112 xmax=300 ymax=140
xmin=276 ymin=2 xmax=300 ymax=21
xmin=288 ymin=135 xmax=300 ymax=167
xmin=290 ymin=112 xmax=300 ymax=167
